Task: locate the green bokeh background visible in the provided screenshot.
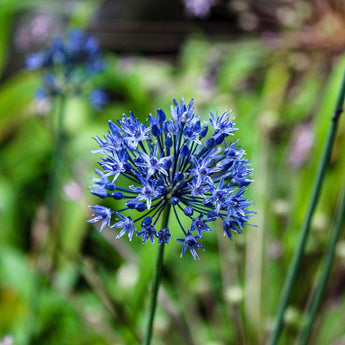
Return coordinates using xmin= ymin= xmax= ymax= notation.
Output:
xmin=1 ymin=1 xmax=345 ymax=344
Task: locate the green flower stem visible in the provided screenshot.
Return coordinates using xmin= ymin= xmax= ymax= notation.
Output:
xmin=143 ymin=243 xmax=165 ymax=345
xmin=48 ymin=95 xmax=66 ymax=204
xmin=268 ymin=67 xmax=345 ymax=345
xmin=26 ymin=95 xmax=67 ymax=345
xmin=48 ymin=95 xmax=67 ymax=268
xmin=299 ymin=186 xmax=345 ymax=345
xmin=47 ymin=95 xmax=66 ymax=217
xmin=143 ymin=205 xmax=170 ymax=345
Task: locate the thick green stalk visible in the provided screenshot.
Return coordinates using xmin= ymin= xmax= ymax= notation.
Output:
xmin=299 ymin=186 xmax=345 ymax=345
xmin=268 ymin=68 xmax=345 ymax=345
xmin=143 ymin=205 xmax=171 ymax=345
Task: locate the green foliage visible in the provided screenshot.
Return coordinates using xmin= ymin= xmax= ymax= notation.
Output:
xmin=1 ymin=9 xmax=345 ymax=345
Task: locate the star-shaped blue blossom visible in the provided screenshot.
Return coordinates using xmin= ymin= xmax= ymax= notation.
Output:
xmin=118 ymin=112 xmax=151 ymax=149
xmin=130 ymin=179 xmax=161 ymax=210
xmin=136 ymin=145 xmax=172 ymax=178
xmin=87 ymin=205 xmax=113 ymax=232
xmin=98 ymin=150 xmax=128 ymax=183
xmin=177 ymin=233 xmax=205 ymax=260
xmin=137 ymin=217 xmax=158 ymax=244
xmin=157 ymin=228 xmax=172 ymax=245
xmin=190 ymin=214 xmax=213 ymax=237
xmin=113 ymin=214 xmax=136 ymax=241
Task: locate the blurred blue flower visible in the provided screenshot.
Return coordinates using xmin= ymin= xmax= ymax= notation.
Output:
xmin=26 ymin=29 xmax=108 ymax=109
xmin=88 ymin=98 xmax=253 ymax=259
xmin=89 ymin=89 xmax=109 ymax=110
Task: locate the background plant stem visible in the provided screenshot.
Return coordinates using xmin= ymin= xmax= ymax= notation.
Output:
xmin=48 ymin=95 xmax=66 ymax=269
xmin=268 ymin=67 xmax=345 ymax=345
xmin=299 ymin=184 xmax=345 ymax=345
xmin=25 ymin=95 xmax=67 ymax=345
xmin=47 ymin=94 xmax=66 ymax=221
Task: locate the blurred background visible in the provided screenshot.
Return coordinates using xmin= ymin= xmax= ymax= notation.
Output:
xmin=1 ymin=0 xmax=345 ymax=344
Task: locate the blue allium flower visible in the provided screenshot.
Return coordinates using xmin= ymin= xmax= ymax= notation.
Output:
xmin=88 ymin=98 xmax=254 ymax=259
xmin=26 ymin=29 xmax=108 ymax=109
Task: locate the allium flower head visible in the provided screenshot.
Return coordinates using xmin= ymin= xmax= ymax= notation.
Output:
xmin=26 ymin=29 xmax=108 ymax=109
xmin=88 ymin=98 xmax=253 ymax=259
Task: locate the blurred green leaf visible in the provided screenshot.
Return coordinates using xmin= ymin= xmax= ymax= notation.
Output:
xmin=0 ymin=71 xmax=40 ymax=139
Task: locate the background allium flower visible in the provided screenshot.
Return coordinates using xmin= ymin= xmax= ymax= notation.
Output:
xmin=88 ymin=98 xmax=253 ymax=259
xmin=89 ymin=88 xmax=110 ymax=110
xmin=26 ymin=29 xmax=108 ymax=109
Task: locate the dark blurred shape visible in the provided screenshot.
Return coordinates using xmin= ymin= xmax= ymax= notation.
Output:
xmin=321 ymin=0 xmax=345 ymax=18
xmin=88 ymin=0 xmax=239 ymax=54
xmin=86 ymin=0 xmax=345 ymax=56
